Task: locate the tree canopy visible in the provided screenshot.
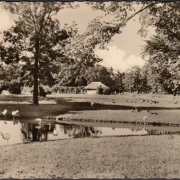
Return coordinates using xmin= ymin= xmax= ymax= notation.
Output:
xmin=0 ymin=2 xmax=180 ymax=97
xmin=0 ymin=2 xmax=78 ymax=104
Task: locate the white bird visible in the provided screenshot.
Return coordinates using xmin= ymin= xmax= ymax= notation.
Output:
xmin=12 ymin=110 xmax=19 ymax=116
xmin=1 ymin=109 xmax=8 ymax=123
xmin=34 ymin=118 xmax=42 ymax=124
xmin=143 ymin=116 xmax=148 ymax=129
xmin=53 ymin=127 xmax=58 ymax=136
xmin=2 ymin=109 xmax=7 ymax=116
xmin=91 ymin=102 xmax=94 ymax=107
xmin=143 ymin=116 xmax=148 ymax=121
xmin=12 ymin=110 xmax=20 ymax=122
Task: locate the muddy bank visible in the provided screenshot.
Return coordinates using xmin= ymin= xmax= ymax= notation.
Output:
xmin=0 ymin=135 xmax=180 ymax=178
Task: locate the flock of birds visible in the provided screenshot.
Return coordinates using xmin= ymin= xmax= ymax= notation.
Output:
xmin=90 ymin=98 xmax=160 ymax=107
xmin=0 ymin=109 xmax=20 ymax=141
xmin=0 ymin=109 xmax=20 ymax=123
xmin=126 ymin=99 xmax=159 ymax=104
xmin=90 ymin=98 xmax=159 ymax=116
xmin=131 ymin=107 xmax=158 ymax=115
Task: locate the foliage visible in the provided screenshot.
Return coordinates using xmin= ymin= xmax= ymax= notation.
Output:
xmin=123 ymin=66 xmax=150 ymax=93
xmin=0 ymin=63 xmax=23 ymax=94
xmin=140 ymin=2 xmax=180 ymax=94
xmin=85 ymin=2 xmax=157 ymax=49
xmin=0 ymin=2 xmax=77 ymax=104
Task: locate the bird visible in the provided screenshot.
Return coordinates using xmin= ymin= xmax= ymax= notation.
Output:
xmin=12 ymin=110 xmax=20 ymax=121
xmin=91 ymin=102 xmax=94 ymax=107
xmin=143 ymin=115 xmax=148 ymax=122
xmin=35 ymin=118 xmax=42 ymax=124
xmin=1 ymin=109 xmax=7 ymax=120
xmin=112 ymin=99 xmax=115 ymax=103
xmin=53 ymin=127 xmax=58 ymax=136
xmin=0 ymin=132 xmax=10 ymax=141
xmin=143 ymin=116 xmax=148 ymax=128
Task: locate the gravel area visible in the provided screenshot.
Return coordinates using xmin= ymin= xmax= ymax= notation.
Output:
xmin=0 ymin=135 xmax=180 ymax=178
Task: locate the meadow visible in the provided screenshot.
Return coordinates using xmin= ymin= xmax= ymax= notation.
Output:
xmin=0 ymin=93 xmax=180 ymax=125
xmin=0 ymin=93 xmax=180 ymax=178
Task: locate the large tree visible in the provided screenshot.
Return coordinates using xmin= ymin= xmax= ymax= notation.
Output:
xmin=86 ymin=2 xmax=180 ymax=94
xmin=140 ymin=2 xmax=180 ymax=93
xmin=84 ymin=2 xmax=158 ymax=49
xmin=0 ymin=2 xmax=77 ymax=105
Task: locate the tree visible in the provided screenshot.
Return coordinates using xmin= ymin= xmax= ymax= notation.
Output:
xmin=140 ymin=2 xmax=180 ymax=93
xmin=85 ymin=65 xmax=115 ymax=88
xmin=0 ymin=62 xmax=23 ymax=94
xmin=85 ymin=2 xmax=158 ymax=49
xmin=123 ymin=66 xmax=150 ymax=93
xmin=0 ymin=2 xmax=77 ymax=104
xmin=86 ymin=2 xmax=180 ymax=94
xmin=113 ymin=71 xmax=125 ymax=93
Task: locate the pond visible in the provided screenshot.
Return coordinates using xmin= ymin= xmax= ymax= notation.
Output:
xmin=0 ymin=119 xmax=179 ymax=146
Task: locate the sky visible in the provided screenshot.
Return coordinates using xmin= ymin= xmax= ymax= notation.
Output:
xmin=0 ymin=2 xmax=154 ymax=72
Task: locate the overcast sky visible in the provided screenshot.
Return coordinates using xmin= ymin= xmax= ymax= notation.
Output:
xmin=0 ymin=2 xmax=154 ymax=72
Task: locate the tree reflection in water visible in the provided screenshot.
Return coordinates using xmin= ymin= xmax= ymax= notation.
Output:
xmin=21 ymin=122 xmax=102 ymax=142
xmin=21 ymin=122 xmax=55 ymax=142
xmin=63 ymin=125 xmax=101 ymax=138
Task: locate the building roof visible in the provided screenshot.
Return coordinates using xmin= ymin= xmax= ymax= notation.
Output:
xmin=84 ymin=82 xmax=109 ymax=90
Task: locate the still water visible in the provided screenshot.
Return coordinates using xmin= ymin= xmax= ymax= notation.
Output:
xmin=0 ymin=120 xmax=177 ymax=146
xmin=0 ymin=120 xmax=150 ymax=146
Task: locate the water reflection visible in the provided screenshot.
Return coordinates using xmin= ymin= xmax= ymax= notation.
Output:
xmin=21 ymin=122 xmax=55 ymax=142
xmin=1 ymin=120 xmax=180 ymax=146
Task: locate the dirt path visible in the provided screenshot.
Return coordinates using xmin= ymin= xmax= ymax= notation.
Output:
xmin=0 ymin=135 xmax=180 ymax=178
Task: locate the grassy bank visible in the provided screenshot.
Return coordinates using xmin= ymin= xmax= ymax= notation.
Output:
xmin=58 ymin=109 xmax=180 ymax=125
xmin=0 ymin=94 xmax=180 ymax=124
xmin=0 ymin=135 xmax=179 ymax=178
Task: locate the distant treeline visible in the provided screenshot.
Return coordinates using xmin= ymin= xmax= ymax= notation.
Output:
xmin=0 ymin=63 xmax=180 ymax=96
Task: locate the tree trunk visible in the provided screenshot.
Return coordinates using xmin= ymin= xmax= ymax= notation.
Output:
xmin=33 ymin=39 xmax=40 ymax=105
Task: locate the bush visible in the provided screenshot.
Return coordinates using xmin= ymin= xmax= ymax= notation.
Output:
xmin=97 ymin=85 xmax=104 ymax=95
xmin=51 ymin=85 xmax=85 ymax=94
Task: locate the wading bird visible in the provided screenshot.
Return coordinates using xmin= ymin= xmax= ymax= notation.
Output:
xmin=53 ymin=127 xmax=58 ymax=136
xmin=35 ymin=118 xmax=42 ymax=124
xmin=143 ymin=116 xmax=148 ymax=124
xmin=1 ymin=109 xmax=7 ymax=119
xmin=1 ymin=109 xmax=8 ymax=124
xmin=91 ymin=102 xmax=94 ymax=107
xmin=12 ymin=110 xmax=20 ymax=122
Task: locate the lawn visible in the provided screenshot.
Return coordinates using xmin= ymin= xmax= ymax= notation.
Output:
xmin=0 ymin=94 xmax=180 ymax=125
xmin=1 ymin=94 xmax=180 ymax=179
xmin=0 ymin=135 xmax=180 ymax=178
